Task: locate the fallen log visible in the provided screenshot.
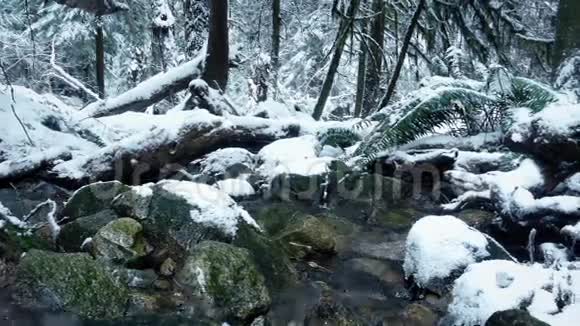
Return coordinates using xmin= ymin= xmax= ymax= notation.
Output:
xmin=0 ymin=149 xmax=72 ymax=183
xmin=81 ymin=56 xmax=205 ymax=118
xmin=49 ymin=112 xmax=301 ymax=187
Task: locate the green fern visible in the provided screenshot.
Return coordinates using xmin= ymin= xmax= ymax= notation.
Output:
xmin=353 ymin=72 xmax=559 ymax=166
xmin=318 ymin=127 xmax=361 ymax=149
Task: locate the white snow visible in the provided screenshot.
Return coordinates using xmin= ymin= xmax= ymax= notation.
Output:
xmin=256 ymin=135 xmax=329 ymax=179
xmin=193 ymin=148 xmax=255 ymax=177
xmin=158 ymin=180 xmax=260 ymax=236
xmin=0 ymin=84 xmax=107 ymax=166
xmin=0 ymin=202 xmax=26 ymax=228
xmin=81 ymin=55 xmax=205 ymax=118
xmin=447 ymin=259 xmax=580 ymax=326
xmin=215 ymin=179 xmax=256 ymax=197
xmin=403 ymin=215 xmax=490 ymax=288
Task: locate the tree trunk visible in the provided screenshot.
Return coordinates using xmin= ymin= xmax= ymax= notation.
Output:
xmin=553 ymin=0 xmax=580 ymax=69
xmin=362 ymin=0 xmax=385 ymax=117
xmin=271 ymin=0 xmax=281 ymax=99
xmin=203 ymin=0 xmax=229 ymax=91
xmin=354 ymin=4 xmax=368 ymax=118
xmin=184 ymin=0 xmax=209 ymax=57
xmin=95 ymin=0 xmax=105 ymax=99
xmin=376 ymin=0 xmax=425 ymax=111
xmin=312 ymin=0 xmax=361 ymax=121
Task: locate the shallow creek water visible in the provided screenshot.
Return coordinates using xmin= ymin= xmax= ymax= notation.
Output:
xmin=1 ymin=199 xmax=435 ymax=325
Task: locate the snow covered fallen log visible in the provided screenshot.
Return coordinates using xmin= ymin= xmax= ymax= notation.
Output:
xmin=506 ymin=103 xmax=580 ymax=165
xmin=81 ymin=56 xmax=204 ymax=118
xmin=51 ymin=111 xmax=301 ymax=186
xmin=0 ymin=148 xmax=71 ymax=182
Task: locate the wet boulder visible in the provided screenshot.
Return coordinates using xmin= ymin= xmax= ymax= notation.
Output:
xmin=15 ymin=250 xmax=129 ymax=319
xmin=176 ymin=241 xmax=271 ymax=323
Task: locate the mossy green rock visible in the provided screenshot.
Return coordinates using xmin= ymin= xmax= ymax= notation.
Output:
xmin=176 ymin=241 xmax=271 ymax=322
xmin=63 ymin=181 xmax=130 ymax=220
xmin=234 ymin=224 xmax=298 ymax=291
xmin=17 ymin=250 xmax=129 ymax=319
xmin=275 ymin=215 xmax=337 ymax=259
xmin=58 ymin=209 xmax=119 ymax=252
xmin=93 ymin=218 xmax=152 ymax=263
xmin=374 ymin=208 xmax=419 ymax=230
xmin=111 ymin=185 xmax=153 ymax=220
xmin=142 ymin=185 xmax=233 ymax=261
xmin=0 ymin=224 xmax=53 ymax=260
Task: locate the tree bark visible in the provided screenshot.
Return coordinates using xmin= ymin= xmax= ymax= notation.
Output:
xmin=203 ymin=0 xmax=229 ymax=91
xmin=354 ymin=5 xmax=368 ymax=118
xmin=49 ymin=117 xmax=301 ymax=187
xmin=271 ymin=0 xmax=282 ymax=99
xmin=312 ymin=0 xmax=361 ymax=121
xmin=95 ymin=0 xmax=106 ymax=99
xmin=362 ymin=0 xmax=385 ymax=117
xmin=376 ymin=0 xmax=425 ymax=111
xmin=82 ymin=57 xmax=204 ymax=118
xmin=553 ymin=0 xmax=580 ymax=69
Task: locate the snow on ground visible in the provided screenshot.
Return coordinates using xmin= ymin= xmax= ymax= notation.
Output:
xmin=447 ymin=259 xmax=580 ymax=326
xmin=158 ymin=180 xmax=260 ymax=236
xmin=0 ymin=85 xmax=110 ymax=164
xmin=443 ymin=159 xmax=544 ymax=213
xmin=403 ymin=215 xmax=491 ymax=289
xmin=0 ymin=201 xmax=26 ymax=228
xmin=215 ymin=178 xmax=256 ymax=198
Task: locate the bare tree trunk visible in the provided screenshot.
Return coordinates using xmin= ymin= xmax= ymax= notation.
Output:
xmin=376 ymin=0 xmax=425 ymax=111
xmin=271 ymin=0 xmax=281 ymax=99
xmin=354 ymin=3 xmax=368 ymax=118
xmin=95 ymin=0 xmax=105 ymax=99
xmin=362 ymin=0 xmax=385 ymax=116
xmin=203 ymin=0 xmax=229 ymax=91
xmin=312 ymin=0 xmax=361 ymax=121
xmin=553 ymin=0 xmax=580 ymax=69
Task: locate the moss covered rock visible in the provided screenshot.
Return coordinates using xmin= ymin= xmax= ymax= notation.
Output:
xmin=233 ymin=224 xmax=298 ymax=291
xmin=58 ymin=209 xmax=119 ymax=252
xmin=17 ymin=250 xmax=129 ymax=319
xmin=275 ymin=215 xmax=337 ymax=259
xmin=93 ymin=218 xmax=152 ymax=264
xmin=176 ymin=241 xmax=271 ymax=322
xmin=111 ymin=184 xmax=154 ymax=220
xmin=62 ymin=181 xmax=130 ymax=220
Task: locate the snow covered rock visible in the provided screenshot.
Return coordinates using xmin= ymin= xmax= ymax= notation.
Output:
xmin=403 ymin=215 xmax=513 ymax=295
xmin=215 ymin=179 xmax=256 ymax=198
xmin=552 ymin=172 xmax=580 ymax=196
xmin=176 ymin=241 xmax=271 ymax=321
xmin=444 ymin=259 xmax=580 ymax=326
xmin=256 ymin=135 xmax=328 ymax=180
xmin=506 ymin=103 xmax=580 ymax=165
xmin=189 ymin=147 xmax=255 ymax=183
xmin=140 ymin=180 xmax=260 ymax=260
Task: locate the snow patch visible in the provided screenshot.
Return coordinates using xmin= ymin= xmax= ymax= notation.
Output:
xmin=215 ymin=179 xmax=255 ymax=198
xmin=403 ymin=215 xmax=490 ymax=288
xmin=158 ymin=180 xmax=260 ymax=236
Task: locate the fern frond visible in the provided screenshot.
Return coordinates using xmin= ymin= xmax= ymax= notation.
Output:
xmin=356 ymin=87 xmax=495 ymax=160
xmin=318 ymin=127 xmax=361 ymax=148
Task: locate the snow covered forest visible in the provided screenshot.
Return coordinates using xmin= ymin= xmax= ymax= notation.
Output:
xmin=1 ymin=0 xmax=580 ymax=325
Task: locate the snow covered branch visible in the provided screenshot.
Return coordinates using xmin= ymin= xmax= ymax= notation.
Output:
xmin=81 ymin=55 xmax=205 ymax=118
